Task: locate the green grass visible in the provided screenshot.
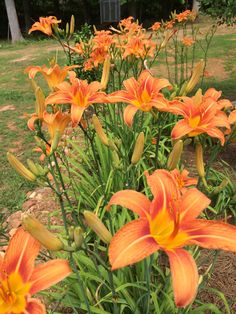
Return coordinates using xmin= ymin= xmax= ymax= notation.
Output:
xmin=0 ymin=39 xmax=66 ymax=213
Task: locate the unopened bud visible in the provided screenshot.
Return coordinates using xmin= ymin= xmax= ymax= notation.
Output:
xmin=111 ymin=150 xmax=120 ymax=168
xmin=69 ymin=226 xmax=75 ymax=240
xmin=212 ymin=178 xmax=229 ymax=195
xmin=131 ymin=132 xmax=145 ymax=164
xmin=92 ymin=115 xmax=109 ymax=146
xmin=108 ymin=139 xmax=118 ymax=151
xmin=83 ymin=211 xmax=112 ymax=244
xmin=167 ymin=140 xmax=183 ymax=170
xmin=27 ymin=159 xmax=40 ymax=176
xmin=70 ymin=15 xmax=75 ymax=35
xmin=35 ymin=86 xmax=45 ymax=119
xmin=74 ymin=227 xmax=84 ymax=248
xmin=7 ymin=152 xmax=36 ymax=182
xmin=101 ymin=57 xmax=110 ymax=90
xmin=195 ymin=142 xmax=205 ymax=178
xmin=22 ymin=214 xmax=64 ymax=251
xmin=185 ymin=60 xmax=204 ymax=95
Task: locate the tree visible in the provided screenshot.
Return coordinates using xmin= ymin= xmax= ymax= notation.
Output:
xmin=4 ymin=0 xmax=24 ymax=42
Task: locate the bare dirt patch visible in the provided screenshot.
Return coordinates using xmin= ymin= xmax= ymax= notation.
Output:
xmin=0 ymin=104 xmax=16 ymax=112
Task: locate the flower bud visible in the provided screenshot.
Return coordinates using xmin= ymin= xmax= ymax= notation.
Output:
xmin=70 ymin=15 xmax=75 ymax=35
xmin=101 ymin=57 xmax=110 ymax=90
xmin=185 ymin=60 xmax=204 ymax=95
xmin=131 ymin=132 xmax=145 ymax=164
xmin=27 ymin=159 xmax=40 ymax=176
xmin=92 ymin=114 xmax=109 ymax=146
xmin=22 ymin=214 xmax=64 ymax=251
xmin=83 ymin=211 xmax=112 ymax=244
xmin=167 ymin=140 xmax=183 ymax=170
xmin=68 ymin=226 xmax=75 ymax=240
xmin=212 ymin=178 xmax=229 ymax=195
xmin=111 ymin=150 xmax=120 ymax=169
xmin=35 ymin=86 xmax=45 ymax=119
xmin=74 ymin=227 xmax=84 ymax=248
xmin=7 ymin=152 xmax=36 ymax=182
xmin=195 ymin=142 xmax=205 ymax=178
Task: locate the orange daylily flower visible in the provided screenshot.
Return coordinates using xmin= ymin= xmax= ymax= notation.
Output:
xmin=45 ymin=72 xmax=107 ymax=126
xmin=175 ymin=10 xmax=191 ymax=22
xmin=28 ymin=16 xmax=61 ymax=36
xmin=107 ymin=169 xmax=236 ymax=307
xmin=171 ymin=90 xmax=231 ymax=145
xmin=25 ymin=64 xmax=79 ymax=90
xmin=171 ymin=169 xmax=198 ymax=193
xmin=203 ymin=88 xmax=232 ymax=110
xmin=108 ymin=70 xmax=171 ymax=126
xmin=0 ymin=228 xmax=71 ymax=313
xmin=43 ymin=111 xmax=71 ymax=153
xmin=150 ymin=22 xmax=161 ymax=31
xmin=181 ymin=37 xmax=195 ymax=47
xmin=229 ymin=109 xmax=236 ymax=124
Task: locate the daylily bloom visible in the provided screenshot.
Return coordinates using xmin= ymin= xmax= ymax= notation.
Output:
xmin=107 ymin=169 xmax=236 ymax=307
xmin=108 ymin=70 xmax=171 ymax=126
xmin=203 ymin=88 xmax=232 ymax=110
xmin=0 ymin=228 xmax=71 ymax=313
xmin=171 ymin=168 xmax=198 ymax=193
xmin=43 ymin=111 xmax=71 ymax=153
xmin=25 ymin=64 xmax=79 ymax=90
xmin=171 ymin=90 xmax=231 ymax=145
xmin=45 ymin=72 xmax=107 ymax=126
xmin=181 ymin=37 xmax=195 ymax=47
xmin=229 ymin=109 xmax=236 ymax=124
xmin=150 ymin=22 xmax=161 ymax=31
xmin=28 ymin=16 xmax=61 ymax=36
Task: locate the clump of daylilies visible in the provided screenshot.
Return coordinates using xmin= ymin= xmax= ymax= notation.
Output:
xmin=5 ymin=11 xmax=236 ymax=313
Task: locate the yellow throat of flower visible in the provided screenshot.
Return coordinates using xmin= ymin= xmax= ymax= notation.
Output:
xmin=149 ymin=208 xmax=188 ymax=250
xmin=0 ymin=272 xmax=31 ymax=313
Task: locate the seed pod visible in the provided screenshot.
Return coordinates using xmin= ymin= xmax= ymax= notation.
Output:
xmin=92 ymin=114 xmax=109 ymax=146
xmin=195 ymin=142 xmax=205 ymax=178
xmin=83 ymin=211 xmax=112 ymax=244
xmin=22 ymin=214 xmax=64 ymax=251
xmin=167 ymin=140 xmax=183 ymax=170
xmin=73 ymin=227 xmax=84 ymax=248
xmin=131 ymin=132 xmax=145 ymax=164
xmin=7 ymin=152 xmax=36 ymax=182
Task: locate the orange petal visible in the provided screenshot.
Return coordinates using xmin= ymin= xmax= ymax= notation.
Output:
xmin=27 ymin=114 xmax=39 ymax=131
xmin=171 ymin=119 xmax=193 ymax=140
xmin=123 ymin=105 xmax=138 ymax=127
xmin=229 ymin=110 xmax=236 ymax=124
xmin=187 ymin=219 xmax=236 ymax=251
xmin=26 ymin=298 xmax=46 ymax=314
xmin=71 ymin=105 xmax=85 ymax=126
xmin=109 ymin=218 xmax=158 ymax=270
xmin=30 ymin=259 xmax=71 ymax=294
xmin=166 ymin=248 xmax=199 ymax=308
xmin=3 ymin=228 xmax=40 ymax=281
xmin=205 ymin=127 xmax=225 ymax=145
xmin=123 ymin=77 xmax=139 ymax=94
xmin=107 ymin=190 xmax=151 ymax=217
xmin=180 ymin=188 xmax=211 ymax=222
xmin=145 ymin=170 xmax=179 ymax=218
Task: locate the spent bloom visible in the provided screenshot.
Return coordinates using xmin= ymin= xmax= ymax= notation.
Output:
xmin=107 ymin=169 xmax=236 ymax=307
xmin=108 ymin=70 xmax=171 ymax=126
xmin=0 ymin=228 xmax=71 ymax=313
xmin=28 ymin=16 xmax=61 ymax=36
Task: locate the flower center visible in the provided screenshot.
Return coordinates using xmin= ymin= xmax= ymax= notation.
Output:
xmin=0 ymin=272 xmax=31 ymax=313
xmin=189 ymin=115 xmax=201 ymax=128
xmin=149 ymin=208 xmax=188 ymax=250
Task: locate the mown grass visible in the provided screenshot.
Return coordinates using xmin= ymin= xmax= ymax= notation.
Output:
xmin=0 ymin=39 xmax=66 ymax=213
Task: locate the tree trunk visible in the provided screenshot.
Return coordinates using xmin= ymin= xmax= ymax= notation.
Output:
xmin=22 ymin=0 xmax=30 ymax=33
xmin=192 ymin=0 xmax=200 ymax=14
xmin=4 ymin=0 xmax=24 ymax=42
